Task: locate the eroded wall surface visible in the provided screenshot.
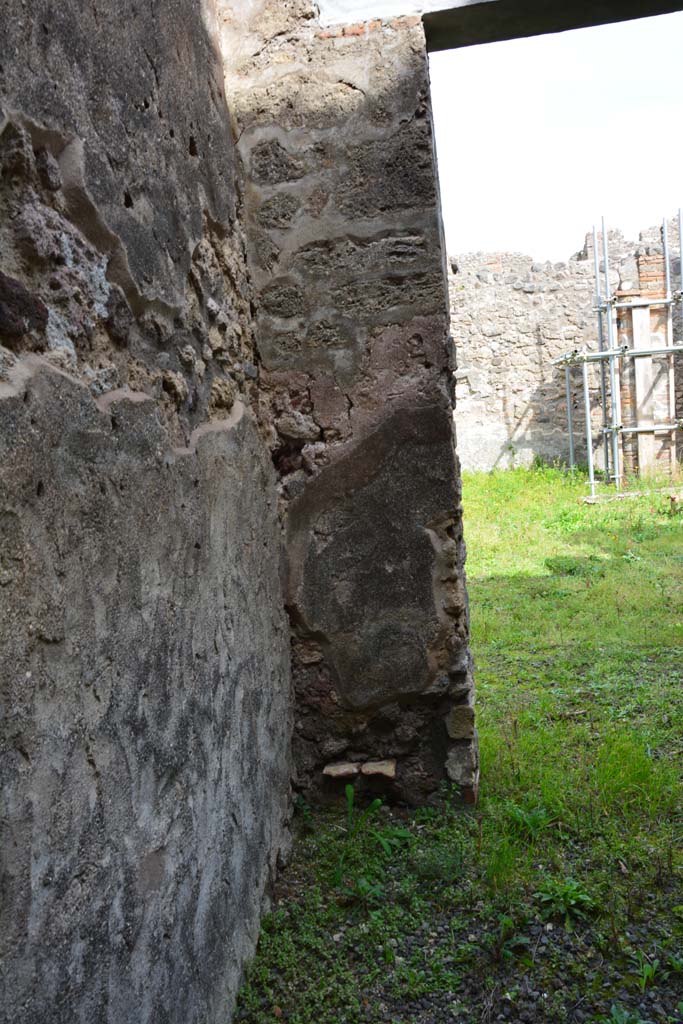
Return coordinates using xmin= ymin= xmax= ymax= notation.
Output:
xmin=0 ymin=3 xmax=291 ymax=1021
xmin=220 ymin=1 xmax=477 ymax=804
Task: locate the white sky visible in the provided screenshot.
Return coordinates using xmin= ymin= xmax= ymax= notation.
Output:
xmin=429 ymin=11 xmax=683 ymax=261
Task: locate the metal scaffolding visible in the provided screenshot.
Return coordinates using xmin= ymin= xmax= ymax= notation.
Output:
xmin=553 ymin=212 xmax=683 ymax=497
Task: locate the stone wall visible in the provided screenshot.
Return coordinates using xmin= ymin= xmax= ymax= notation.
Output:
xmin=5 ymin=1 xmax=682 ymax=1021
xmin=220 ymin=1 xmax=477 ymax=804
xmin=1 ymin=1 xmax=479 ymax=1019
xmin=0 ymin=3 xmax=291 ymax=1022
xmin=450 ymin=224 xmax=683 ymax=473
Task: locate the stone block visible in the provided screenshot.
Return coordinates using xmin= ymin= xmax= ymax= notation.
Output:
xmin=361 ymin=759 xmax=397 ymax=779
xmin=237 ymin=76 xmax=366 ymax=132
xmin=323 ymin=762 xmax=360 ymax=778
xmin=445 ymin=705 xmax=475 ymax=740
xmin=250 ymin=140 xmax=307 ymax=185
xmin=291 ymin=233 xmax=431 ymax=284
xmin=331 ymin=272 xmax=442 ymax=324
xmin=336 ymin=122 xmax=436 ymax=218
xmin=261 ymin=279 xmax=306 ymax=318
xmin=256 ymin=194 xmax=301 ymax=229
xmin=445 ymin=740 xmax=479 ymax=789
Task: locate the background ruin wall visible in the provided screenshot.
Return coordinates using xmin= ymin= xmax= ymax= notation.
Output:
xmin=450 ymin=224 xmax=683 ymax=472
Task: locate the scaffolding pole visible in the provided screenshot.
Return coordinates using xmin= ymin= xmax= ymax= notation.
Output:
xmin=582 ymin=358 xmax=595 ymax=497
xmin=663 ymin=217 xmax=677 ymax=476
xmin=592 ymin=224 xmax=610 ymax=479
xmin=602 ymin=217 xmax=622 ymax=491
xmin=565 ymin=365 xmax=575 ymax=469
xmin=553 ymin=213 xmax=681 ymax=494
xmin=553 ymin=343 xmax=683 ymax=366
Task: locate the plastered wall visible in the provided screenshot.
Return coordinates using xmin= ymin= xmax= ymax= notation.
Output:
xmin=0 ymin=3 xmax=291 ymax=1021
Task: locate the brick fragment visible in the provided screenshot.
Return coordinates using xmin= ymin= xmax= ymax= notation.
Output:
xmin=389 ymin=15 xmax=421 ymax=29
xmin=342 ymin=22 xmax=367 ymax=36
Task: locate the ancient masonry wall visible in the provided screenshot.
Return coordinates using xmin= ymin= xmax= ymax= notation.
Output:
xmin=220 ymin=0 xmax=477 ymax=806
xmin=450 ymin=225 xmax=683 ymax=473
xmin=0 ymin=3 xmax=292 ymax=1022
xmin=2 ymin=1 xmax=477 ymax=1021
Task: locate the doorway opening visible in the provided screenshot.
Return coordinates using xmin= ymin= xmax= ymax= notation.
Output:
xmin=429 ymin=11 xmax=683 ymax=482
xmin=424 ymin=12 xmax=683 ymax=1023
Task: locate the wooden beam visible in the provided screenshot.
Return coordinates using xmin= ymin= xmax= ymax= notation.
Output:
xmin=424 ymin=0 xmax=683 ymax=51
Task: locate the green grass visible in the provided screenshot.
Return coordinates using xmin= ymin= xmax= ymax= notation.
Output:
xmin=235 ymin=466 xmax=683 ymax=1024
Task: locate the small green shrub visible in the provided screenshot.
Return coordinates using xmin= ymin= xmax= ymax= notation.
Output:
xmin=534 ymin=877 xmax=595 ymax=926
xmin=484 ymin=914 xmax=531 ymax=964
xmin=631 ymin=950 xmax=660 ymax=993
xmin=505 ymin=802 xmax=555 ymax=841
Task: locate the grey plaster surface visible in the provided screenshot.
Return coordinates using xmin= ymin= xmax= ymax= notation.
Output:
xmin=1 ymin=3 xmax=292 ymax=1019
xmin=0 ymin=359 xmax=291 ymax=1024
xmin=286 ymin=405 xmax=461 ymax=712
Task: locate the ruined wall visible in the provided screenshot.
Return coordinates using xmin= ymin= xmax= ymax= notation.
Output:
xmin=220 ymin=1 xmax=477 ymax=804
xmin=450 ymin=249 xmax=600 ymax=471
xmin=0 ymin=3 xmax=291 ymax=1021
xmin=2 ymin=1 xmax=482 ymax=1019
xmin=450 ymin=225 xmax=683 ymax=473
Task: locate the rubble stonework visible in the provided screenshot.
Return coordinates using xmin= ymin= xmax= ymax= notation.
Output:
xmin=450 ymin=224 xmax=683 ymax=472
xmin=0 ymin=4 xmax=291 ymax=1022
xmin=219 ymin=0 xmax=477 ymax=805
